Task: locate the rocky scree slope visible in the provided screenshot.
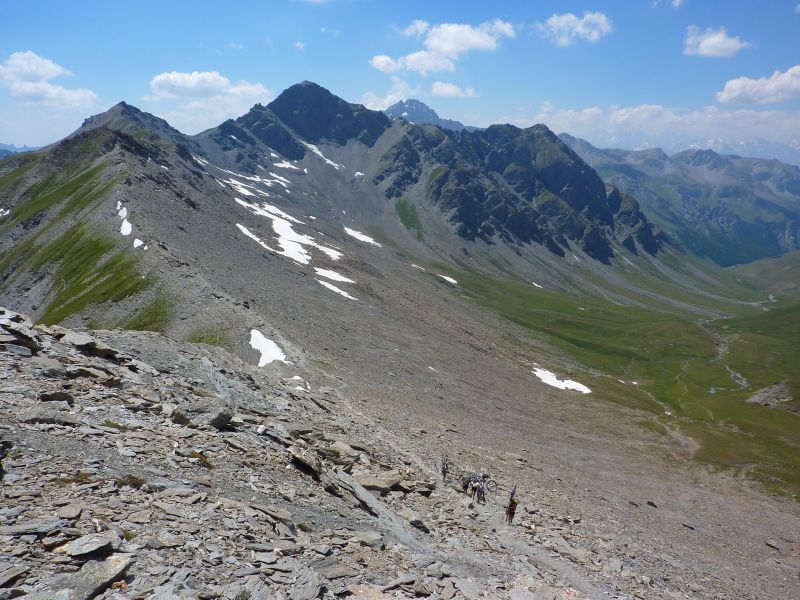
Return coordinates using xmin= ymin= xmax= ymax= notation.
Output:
xmin=560 ymin=133 xmax=800 ymax=266
xmin=1 ymin=306 xmax=669 ymax=600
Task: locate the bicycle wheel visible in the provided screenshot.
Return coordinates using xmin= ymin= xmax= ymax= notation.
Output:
xmin=485 ymin=479 xmax=498 ymax=492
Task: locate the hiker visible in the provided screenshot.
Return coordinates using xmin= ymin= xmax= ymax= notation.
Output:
xmin=474 ymin=475 xmax=486 ymax=504
xmin=0 ymin=438 xmax=12 ymax=481
xmin=506 ymin=496 xmax=519 ymax=524
xmin=441 ymin=456 xmax=449 ymax=481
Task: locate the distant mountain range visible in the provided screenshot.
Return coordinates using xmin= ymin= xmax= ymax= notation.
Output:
xmin=0 ymin=142 xmax=39 ymax=159
xmin=560 ymin=133 xmax=800 ymax=266
xmin=570 ymin=130 xmax=800 ymax=169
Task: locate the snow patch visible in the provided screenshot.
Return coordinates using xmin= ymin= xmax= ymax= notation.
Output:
xmin=133 ymin=238 xmax=144 ymax=249
xmin=223 ymin=178 xmax=261 ymax=197
xmin=118 ymin=207 xmax=128 ymax=219
xmin=219 ymin=168 xmax=290 ymax=191
xmin=160 ymin=165 xmax=169 ymax=171
xmin=236 ymin=199 xmax=342 ymax=264
xmin=302 ymin=142 xmax=343 ymax=170
xmin=236 ymin=223 xmax=278 ymax=253
xmin=120 ymin=219 xmax=132 ymax=236
xmin=249 ymin=329 xmax=286 ymax=367
xmin=316 ymin=279 xmax=358 ymax=300
xmin=354 ymin=171 xmax=365 ymax=177
xmin=532 ymin=368 xmax=591 ymax=394
xmin=411 ymin=264 xmax=425 ymax=271
xmin=236 ymin=198 xmax=303 ymax=224
xmin=344 ymin=227 xmax=381 ymax=247
xmin=273 ymin=161 xmax=299 ymax=170
xmin=314 ymin=268 xmax=355 ymax=283
xmin=269 ymin=172 xmax=292 ymax=186
xmin=531 ymin=281 xmax=543 ymax=289
xmin=438 ymin=275 xmax=458 ymax=285
xmin=0 ymin=208 xmax=9 ymax=219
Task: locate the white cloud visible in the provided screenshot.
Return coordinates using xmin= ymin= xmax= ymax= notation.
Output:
xmin=370 ymin=18 xmax=514 ymax=76
xmin=430 ymin=81 xmax=475 ymax=98
xmin=796 ymin=3 xmax=800 ymax=13
xmin=536 ymin=12 xmax=613 ymax=47
xmin=400 ymin=50 xmax=456 ymax=75
xmin=716 ymin=65 xmax=800 ymax=104
xmin=146 ymin=70 xmax=271 ymax=134
xmin=402 ymin=19 xmax=430 ymax=37
xmin=370 ymin=51 xmax=454 ymax=76
xmin=672 ymin=0 xmax=685 ymax=7
xmin=228 ymin=41 xmax=244 ymax=50
xmin=294 ymin=41 xmax=306 ymax=50
xmin=0 ymin=50 xmax=98 ymax=108
xmin=683 ymin=25 xmax=750 ymax=57
xmin=496 ymin=101 xmax=800 ymax=149
xmin=0 ymin=50 xmax=70 ymax=82
xmin=361 ymin=77 xmax=418 ymax=110
xmin=149 ymin=71 xmax=234 ymax=99
xmin=425 ymin=19 xmax=515 ymax=58
xmin=370 ymin=55 xmax=400 ymax=73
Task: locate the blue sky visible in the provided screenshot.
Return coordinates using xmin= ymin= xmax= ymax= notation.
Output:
xmin=2 ymin=0 xmax=799 ymax=152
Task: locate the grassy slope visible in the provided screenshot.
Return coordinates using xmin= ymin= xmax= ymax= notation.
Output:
xmin=424 ymin=257 xmax=800 ymax=497
xmin=0 ymin=150 xmax=162 ymax=328
xmin=728 ymin=251 xmax=800 ymax=298
xmin=28 ymin=225 xmax=153 ymax=325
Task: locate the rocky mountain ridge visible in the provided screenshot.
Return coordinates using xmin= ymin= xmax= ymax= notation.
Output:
xmin=375 ymin=122 xmax=664 ymax=263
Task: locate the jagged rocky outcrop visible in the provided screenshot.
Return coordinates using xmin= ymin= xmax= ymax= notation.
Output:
xmin=375 ymin=123 xmax=665 ymax=262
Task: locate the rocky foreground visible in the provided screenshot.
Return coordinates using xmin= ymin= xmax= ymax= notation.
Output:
xmin=0 ymin=306 xmax=789 ymax=600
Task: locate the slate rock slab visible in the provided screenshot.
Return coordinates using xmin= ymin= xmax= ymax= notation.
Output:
xmin=0 ymin=518 xmax=67 ymax=536
xmin=27 ymin=554 xmax=133 ymax=600
xmin=65 ymin=531 xmax=121 ymax=557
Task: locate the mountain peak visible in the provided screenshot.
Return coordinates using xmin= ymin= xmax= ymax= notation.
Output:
xmin=71 ymin=101 xmax=184 ymax=144
xmin=267 ymin=81 xmax=390 ymax=146
xmin=384 ymin=99 xmax=468 ymax=132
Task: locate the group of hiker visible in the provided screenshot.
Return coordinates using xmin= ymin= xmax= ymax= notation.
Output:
xmin=441 ymin=456 xmax=520 ymax=524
